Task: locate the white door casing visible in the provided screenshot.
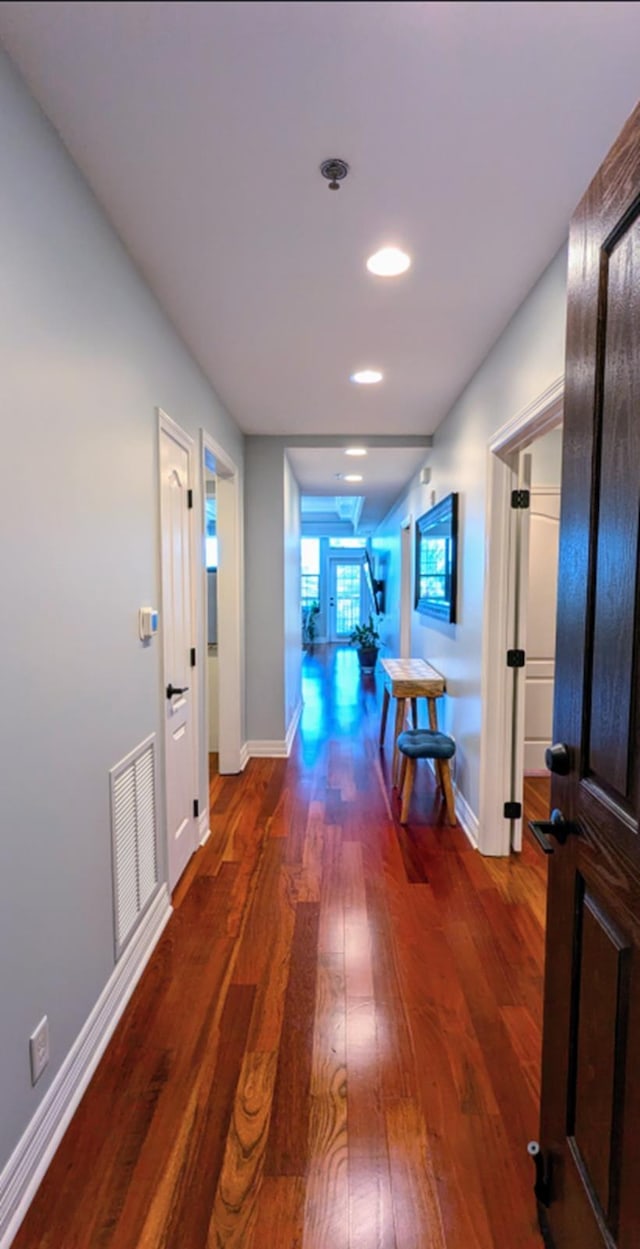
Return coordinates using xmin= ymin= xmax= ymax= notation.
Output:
xmin=159 ymin=410 xmax=198 ymax=889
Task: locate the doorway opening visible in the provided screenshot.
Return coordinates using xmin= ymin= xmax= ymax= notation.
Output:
xmin=479 ymin=378 xmax=564 ymax=857
xmin=200 ymin=432 xmax=244 ymax=793
xmin=512 ymin=425 xmax=563 ymax=852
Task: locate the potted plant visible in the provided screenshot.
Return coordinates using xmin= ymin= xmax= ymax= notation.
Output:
xmin=350 ymin=613 xmax=381 ymax=673
xmin=302 ymin=600 xmax=320 ymax=652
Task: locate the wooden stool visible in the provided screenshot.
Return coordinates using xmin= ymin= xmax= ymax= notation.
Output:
xmin=397 ymin=729 xmax=456 ymax=826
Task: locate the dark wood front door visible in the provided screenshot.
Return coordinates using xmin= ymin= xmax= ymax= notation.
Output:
xmin=539 ymin=101 xmax=640 ymax=1249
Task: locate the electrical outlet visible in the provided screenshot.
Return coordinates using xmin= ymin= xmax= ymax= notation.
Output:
xmin=29 ymin=1016 xmax=49 ymax=1085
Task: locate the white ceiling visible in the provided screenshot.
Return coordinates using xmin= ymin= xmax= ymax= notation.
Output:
xmin=1 ymin=2 xmax=640 ymax=436
xmin=290 ymin=444 xmax=428 ymax=530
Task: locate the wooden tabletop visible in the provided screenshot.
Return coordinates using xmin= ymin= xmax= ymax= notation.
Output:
xmin=380 ymin=657 xmax=446 ymax=697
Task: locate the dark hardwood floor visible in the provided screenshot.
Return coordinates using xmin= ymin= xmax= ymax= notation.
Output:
xmin=14 ymin=647 xmax=548 ymax=1248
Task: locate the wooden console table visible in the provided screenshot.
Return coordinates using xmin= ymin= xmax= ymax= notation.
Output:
xmin=379 ymin=657 xmax=447 ymax=786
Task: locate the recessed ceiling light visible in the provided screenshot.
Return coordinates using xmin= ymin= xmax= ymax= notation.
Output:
xmin=345 ymin=447 xmax=368 ymax=456
xmin=366 ymin=246 xmax=411 ymax=277
xmin=344 ymin=474 xmax=363 ymax=483
xmin=350 ymin=370 xmax=383 ymax=385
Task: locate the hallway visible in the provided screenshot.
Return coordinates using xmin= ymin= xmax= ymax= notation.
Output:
xmin=14 ymin=647 xmax=547 ymax=1249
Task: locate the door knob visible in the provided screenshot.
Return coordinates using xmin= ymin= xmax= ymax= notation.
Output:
xmin=529 ymin=808 xmax=578 ymax=854
xmin=166 ymin=683 xmax=189 ymax=699
xmin=545 ymin=743 xmax=571 ymax=775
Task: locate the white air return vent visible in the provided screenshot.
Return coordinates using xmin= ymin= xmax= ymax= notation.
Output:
xmin=110 ymin=733 xmax=159 ymax=957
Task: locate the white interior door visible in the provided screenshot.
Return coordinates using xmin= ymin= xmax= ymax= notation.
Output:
xmin=159 ymin=413 xmax=197 ymax=889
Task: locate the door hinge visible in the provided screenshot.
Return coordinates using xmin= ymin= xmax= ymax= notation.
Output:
xmin=504 ymin=801 xmax=522 ymax=820
xmin=507 ymin=648 xmax=526 ymax=667
xmin=187 ymin=488 xmax=193 ymax=509
xmin=193 ymin=798 xmax=199 ymax=819
xmin=511 ymin=489 xmax=530 ymax=509
xmin=190 ymin=647 xmax=196 ymax=668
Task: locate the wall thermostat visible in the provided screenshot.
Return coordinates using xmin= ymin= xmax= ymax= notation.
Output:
xmin=138 ymin=607 xmax=159 ymax=641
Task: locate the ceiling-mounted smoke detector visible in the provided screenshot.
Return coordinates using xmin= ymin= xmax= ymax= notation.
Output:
xmin=320 ymin=158 xmax=349 ymax=190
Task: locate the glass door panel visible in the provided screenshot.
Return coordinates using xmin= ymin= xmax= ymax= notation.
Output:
xmin=330 ymin=560 xmax=363 ymax=640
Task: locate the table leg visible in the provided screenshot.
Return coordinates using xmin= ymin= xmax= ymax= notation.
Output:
xmin=411 ymin=697 xmax=418 ymax=728
xmin=379 ymin=685 xmax=390 ymax=748
xmin=392 ymin=697 xmax=406 ymax=787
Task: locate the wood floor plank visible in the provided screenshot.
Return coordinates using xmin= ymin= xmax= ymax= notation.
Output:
xmin=386 ymin=1099 xmax=446 ymax=1249
xmin=264 ymin=902 xmax=320 ymax=1176
xmin=208 ymin=1049 xmax=278 ymax=1249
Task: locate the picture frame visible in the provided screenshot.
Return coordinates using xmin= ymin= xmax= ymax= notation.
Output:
xmin=415 ymin=492 xmax=458 ymax=622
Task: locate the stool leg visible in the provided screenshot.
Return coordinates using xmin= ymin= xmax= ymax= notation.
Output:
xmin=441 ymin=760 xmax=456 ymax=826
xmin=427 ymin=697 xmax=445 ymax=793
xmin=379 ymin=686 xmax=390 ymax=748
xmin=400 ymin=757 xmax=416 ymax=824
xmin=411 ymin=697 xmax=418 ymax=728
xmin=398 ymin=752 xmax=408 ymax=797
xmin=392 ymin=698 xmax=406 ymax=787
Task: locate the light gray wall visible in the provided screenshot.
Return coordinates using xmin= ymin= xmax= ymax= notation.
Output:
xmin=245 ymin=438 xmax=286 ymax=740
xmin=373 ymin=246 xmax=568 ymax=818
xmin=0 ymin=49 xmax=243 ymax=1174
xmin=283 ymin=455 xmax=302 ymax=730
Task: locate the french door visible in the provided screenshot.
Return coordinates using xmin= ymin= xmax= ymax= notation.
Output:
xmin=329 ymin=559 xmax=364 ymax=641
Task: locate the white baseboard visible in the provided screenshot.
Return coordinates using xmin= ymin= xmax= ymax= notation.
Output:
xmin=454 ymin=783 xmax=479 ymax=849
xmin=247 ymin=700 xmax=302 ymax=761
xmin=238 ymin=742 xmax=250 ymax=771
xmin=246 ymin=738 xmax=289 ymax=758
xmin=198 ymin=810 xmax=211 ymax=846
xmin=0 ymin=886 xmax=172 ymax=1249
xmin=285 ymin=700 xmax=302 ymax=755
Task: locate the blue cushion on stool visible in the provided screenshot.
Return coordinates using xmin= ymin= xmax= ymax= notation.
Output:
xmin=397 ymin=729 xmax=456 ymax=760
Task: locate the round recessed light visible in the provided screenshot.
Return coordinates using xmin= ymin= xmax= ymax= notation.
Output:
xmin=366 ymin=246 xmax=411 ymax=277
xmin=345 ymin=446 xmax=368 ymax=456
xmin=350 ymin=370 xmax=383 ymax=385
xmin=344 ymin=474 xmax=363 ymax=483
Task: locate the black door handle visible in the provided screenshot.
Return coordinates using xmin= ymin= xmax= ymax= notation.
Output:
xmin=545 ymin=743 xmax=571 ymax=775
xmin=529 ymin=808 xmax=578 ymax=854
xmin=166 ymin=683 xmax=189 ymax=699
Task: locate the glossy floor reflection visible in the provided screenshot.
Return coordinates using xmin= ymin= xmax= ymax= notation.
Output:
xmin=14 ymin=644 xmax=547 ymax=1249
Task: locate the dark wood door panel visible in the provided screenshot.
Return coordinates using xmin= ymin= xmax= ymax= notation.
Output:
xmin=588 ymin=208 xmax=640 ymax=809
xmin=540 ymin=99 xmax=640 ymax=1249
xmin=570 ymin=886 xmax=631 ymax=1235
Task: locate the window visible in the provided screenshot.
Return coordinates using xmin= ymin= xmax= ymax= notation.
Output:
xmin=328 ymin=537 xmax=366 ymax=548
xmin=301 ymin=537 xmax=320 ymax=607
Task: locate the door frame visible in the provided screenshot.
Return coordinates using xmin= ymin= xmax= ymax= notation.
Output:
xmin=399 ymin=513 xmax=413 ymax=657
xmin=478 ymin=376 xmax=564 ymax=857
xmin=200 ymin=431 xmax=244 ymax=780
xmin=157 ymin=407 xmax=199 ymax=886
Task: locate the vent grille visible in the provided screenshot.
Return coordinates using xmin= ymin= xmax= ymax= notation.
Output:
xmin=110 ymin=734 xmax=159 ymax=956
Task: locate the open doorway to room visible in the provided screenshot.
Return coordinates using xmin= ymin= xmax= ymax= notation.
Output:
xmin=479 ymin=378 xmax=564 ymax=857
xmin=200 ymin=433 xmax=244 ymax=792
xmin=515 ymin=425 xmax=563 ymax=850
xmin=204 ymin=468 xmax=220 ymax=778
